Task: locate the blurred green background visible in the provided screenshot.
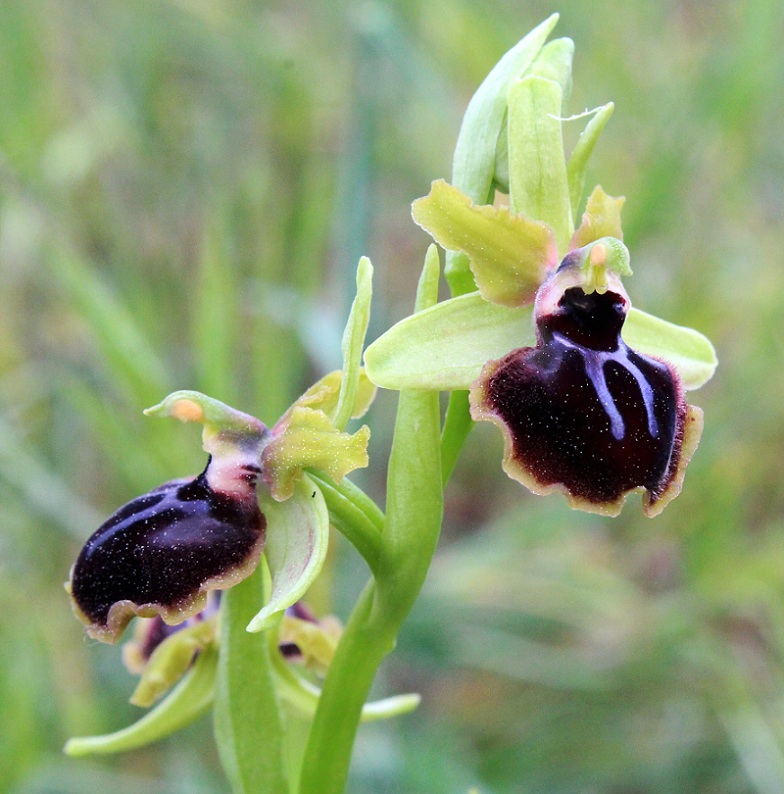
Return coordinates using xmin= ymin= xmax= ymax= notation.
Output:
xmin=1 ymin=0 xmax=782 ymax=792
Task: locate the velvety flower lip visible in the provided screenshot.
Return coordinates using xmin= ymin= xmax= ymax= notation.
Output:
xmin=68 ymin=457 xmax=265 ymax=644
xmin=470 ymin=251 xmax=704 ymax=516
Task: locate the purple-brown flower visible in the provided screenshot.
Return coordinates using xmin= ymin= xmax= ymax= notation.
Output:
xmin=68 ymin=397 xmax=268 ymax=643
xmin=470 ymin=246 xmax=703 ymax=516
xmin=69 ymin=458 xmax=265 ymax=643
xmin=364 ymin=182 xmax=716 ymax=516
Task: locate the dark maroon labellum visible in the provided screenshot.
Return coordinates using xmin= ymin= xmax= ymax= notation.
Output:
xmin=474 ymin=283 xmax=691 ymax=514
xmin=69 ymin=462 xmax=265 ymax=642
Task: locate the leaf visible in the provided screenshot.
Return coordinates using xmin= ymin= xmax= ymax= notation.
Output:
xmin=64 ymin=644 xmax=217 ymax=757
xmin=247 ymin=474 xmax=329 ymax=632
xmin=364 ymin=292 xmax=534 ymax=391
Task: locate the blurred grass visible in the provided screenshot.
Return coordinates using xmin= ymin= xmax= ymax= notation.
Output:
xmin=0 ymin=0 xmax=782 ymax=792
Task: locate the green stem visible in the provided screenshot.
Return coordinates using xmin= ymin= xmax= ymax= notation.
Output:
xmin=333 ymin=475 xmax=386 ymax=530
xmin=214 ymin=565 xmax=289 ymax=794
xmin=440 ymin=390 xmax=474 ymax=485
xmin=298 ymin=581 xmax=392 ymax=794
xmin=299 ymin=246 xmax=443 ymax=794
xmin=306 ymin=471 xmax=384 ymax=572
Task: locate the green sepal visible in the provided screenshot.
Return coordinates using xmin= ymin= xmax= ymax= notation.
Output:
xmin=64 ymin=644 xmax=217 ymax=757
xmin=365 ymin=292 xmax=534 ymax=391
xmin=263 ymin=407 xmax=370 ymax=502
xmin=570 ymin=185 xmax=626 ymax=250
xmin=128 ymin=619 xmax=217 ymax=707
xmin=247 ymin=474 xmax=329 ymax=632
xmin=144 ymin=390 xmax=266 ymax=440
xmin=365 ymin=291 xmax=716 ymax=392
xmin=566 ymin=104 xmax=615 ymax=217
xmin=507 ymin=76 xmax=573 ymax=254
xmin=332 ymin=256 xmax=374 ymax=431
xmin=624 ymin=308 xmax=718 ymax=390
xmin=447 ymin=13 xmax=559 ymax=295
xmin=412 ymin=180 xmax=555 ymax=307
xmin=279 ymin=612 xmax=341 ymax=675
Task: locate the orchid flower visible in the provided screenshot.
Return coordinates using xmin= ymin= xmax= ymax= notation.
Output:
xmin=64 ymin=258 xmax=420 ymax=757
xmin=364 ymin=16 xmax=716 ymax=516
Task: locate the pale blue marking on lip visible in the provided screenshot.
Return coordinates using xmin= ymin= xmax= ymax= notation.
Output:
xmin=554 ymin=333 xmax=661 ymax=441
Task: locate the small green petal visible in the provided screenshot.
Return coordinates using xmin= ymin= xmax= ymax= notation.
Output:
xmin=287 ymin=369 xmax=376 ymax=422
xmin=332 ymin=256 xmax=374 ymax=431
xmin=264 ymin=407 xmax=370 ymax=502
xmin=64 ymin=644 xmax=217 ymax=757
xmin=624 ymin=308 xmax=718 ymax=390
xmin=364 ymin=292 xmax=533 ymax=391
xmin=412 ymin=180 xmax=555 ymax=307
xmin=570 ymin=185 xmax=626 ymax=250
xmin=247 ymin=475 xmax=329 ymax=632
xmin=508 ymin=76 xmax=573 ymax=254
xmin=566 ymin=104 xmax=615 ymax=217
